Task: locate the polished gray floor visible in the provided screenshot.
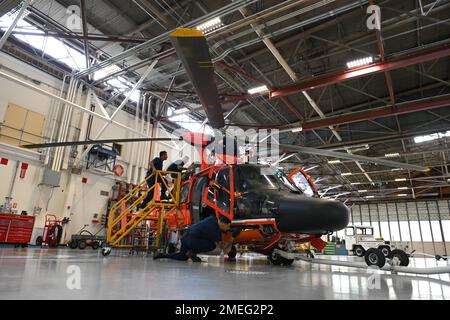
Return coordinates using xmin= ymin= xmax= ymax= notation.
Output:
xmin=0 ymin=247 xmax=449 ymax=300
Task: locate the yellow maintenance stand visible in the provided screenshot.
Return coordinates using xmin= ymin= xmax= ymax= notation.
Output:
xmin=101 ymin=170 xmax=181 ymax=256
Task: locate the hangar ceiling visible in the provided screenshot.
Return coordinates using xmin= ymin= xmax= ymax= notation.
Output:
xmin=1 ymin=0 xmax=450 ymax=203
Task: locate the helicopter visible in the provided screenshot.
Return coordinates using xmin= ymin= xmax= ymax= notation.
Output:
xmin=158 ymin=130 xmax=349 ymax=265
xmin=22 ymin=28 xmax=427 ymax=264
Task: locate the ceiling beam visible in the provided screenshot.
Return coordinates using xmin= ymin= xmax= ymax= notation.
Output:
xmin=269 ymin=42 xmax=450 ymax=99
xmin=299 ymin=94 xmax=450 ymax=131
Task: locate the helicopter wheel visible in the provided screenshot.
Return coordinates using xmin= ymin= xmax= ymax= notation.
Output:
xmin=101 ymin=246 xmax=112 ymax=257
xmin=268 ymin=251 xmax=294 ymax=266
xmin=227 ymin=245 xmax=237 ymax=259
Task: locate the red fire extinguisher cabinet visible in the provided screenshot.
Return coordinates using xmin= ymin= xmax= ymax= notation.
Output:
xmin=0 ymin=214 xmax=35 ymax=244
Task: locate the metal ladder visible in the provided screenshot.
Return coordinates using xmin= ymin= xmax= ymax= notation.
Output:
xmin=105 ymin=170 xmax=181 ymax=249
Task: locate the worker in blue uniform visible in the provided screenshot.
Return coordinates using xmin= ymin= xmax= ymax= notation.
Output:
xmin=154 ymin=215 xmax=232 ymax=262
xmin=140 ymin=151 xmax=168 ymax=208
xmin=166 ymin=155 xmax=190 ymax=177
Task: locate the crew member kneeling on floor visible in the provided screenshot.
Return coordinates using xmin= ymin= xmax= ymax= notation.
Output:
xmin=154 ymin=215 xmax=232 ymax=262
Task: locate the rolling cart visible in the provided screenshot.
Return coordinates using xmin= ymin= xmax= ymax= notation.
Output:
xmin=68 ymin=225 xmax=105 ymax=250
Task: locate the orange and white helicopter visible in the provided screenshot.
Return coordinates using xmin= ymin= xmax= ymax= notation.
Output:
xmin=23 ymin=28 xmax=426 ymax=264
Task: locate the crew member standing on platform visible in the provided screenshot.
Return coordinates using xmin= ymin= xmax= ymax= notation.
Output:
xmin=140 ymin=151 xmax=168 ymax=208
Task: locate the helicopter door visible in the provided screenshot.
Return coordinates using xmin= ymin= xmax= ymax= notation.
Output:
xmin=204 ymin=166 xmax=234 ymax=221
xmin=190 ymin=176 xmax=210 ymax=224
xmin=288 ymin=167 xmax=319 ymax=198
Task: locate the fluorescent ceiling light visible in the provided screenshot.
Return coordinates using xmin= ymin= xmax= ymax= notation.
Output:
xmin=391 ymin=168 xmax=403 ymax=171
xmin=291 ymin=127 xmax=303 ymax=133
xmin=398 ymin=187 xmax=408 ymax=190
xmin=414 ymin=130 xmax=450 ymax=144
xmin=397 ymin=194 xmax=408 ymax=197
xmin=196 ymin=17 xmax=224 ymax=33
xmin=366 ymin=195 xmax=375 ymax=199
xmin=248 ymin=85 xmax=269 ymax=95
xmin=328 ymin=160 xmax=341 ymax=164
xmin=94 ymin=64 xmax=121 ymax=79
xmin=358 ymin=190 xmax=368 ymax=193
xmin=341 ymin=172 xmax=352 ymax=176
xmin=385 ymin=152 xmax=400 ymax=158
xmin=346 ymin=56 xmax=373 ymax=69
xmin=395 ymin=178 xmax=407 ymax=182
xmin=173 ymin=107 xmax=189 ymax=114
xmin=351 ymin=182 xmax=362 ymax=185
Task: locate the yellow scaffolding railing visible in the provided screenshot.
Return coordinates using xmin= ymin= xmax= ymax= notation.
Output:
xmin=106 ymin=170 xmax=181 ymax=248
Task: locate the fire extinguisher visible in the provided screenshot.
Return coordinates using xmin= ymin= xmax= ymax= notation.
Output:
xmin=19 ymin=163 xmax=29 ymax=179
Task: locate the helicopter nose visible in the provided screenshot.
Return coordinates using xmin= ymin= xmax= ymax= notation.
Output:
xmin=275 ymin=198 xmax=349 ymax=234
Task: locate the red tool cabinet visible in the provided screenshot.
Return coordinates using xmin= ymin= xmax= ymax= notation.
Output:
xmin=0 ymin=214 xmax=35 ymax=244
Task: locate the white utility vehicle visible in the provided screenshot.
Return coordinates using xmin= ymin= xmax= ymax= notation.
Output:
xmin=344 ymin=225 xmax=410 ymax=266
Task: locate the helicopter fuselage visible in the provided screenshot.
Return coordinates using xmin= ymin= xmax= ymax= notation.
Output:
xmin=164 ymin=163 xmax=349 ymax=255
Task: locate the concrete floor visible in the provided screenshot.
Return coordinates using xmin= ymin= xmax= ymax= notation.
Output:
xmin=0 ymin=246 xmax=449 ymax=300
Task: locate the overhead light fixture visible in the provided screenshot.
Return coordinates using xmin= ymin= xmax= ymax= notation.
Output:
xmin=395 ymin=178 xmax=407 ymax=182
xmin=173 ymin=107 xmax=189 ymax=114
xmin=391 ymin=168 xmax=403 ymax=171
xmin=341 ymin=172 xmax=352 ymax=176
xmin=398 ymin=187 xmax=408 ymax=190
xmin=397 ymin=194 xmax=408 ymax=197
xmin=385 ymin=152 xmax=400 ymax=158
xmin=291 ymin=127 xmax=303 ymax=133
xmin=414 ymin=130 xmax=450 ymax=144
xmin=366 ymin=195 xmax=375 ymax=199
xmin=351 ymin=182 xmax=362 ymax=185
xmin=196 ymin=17 xmax=224 ymax=33
xmin=358 ymin=190 xmax=368 ymax=193
xmin=328 ymin=160 xmax=341 ymax=164
xmin=248 ymin=85 xmax=269 ymax=95
xmin=346 ymin=56 xmax=373 ymax=69
xmin=93 ymin=64 xmax=122 ymax=80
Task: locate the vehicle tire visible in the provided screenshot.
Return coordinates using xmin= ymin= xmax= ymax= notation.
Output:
xmin=227 ymin=245 xmax=237 ymax=259
xmin=36 ymin=236 xmax=43 ymax=246
xmin=391 ymin=249 xmax=409 ymax=266
xmin=378 ymin=245 xmax=392 ymax=258
xmin=364 ymin=248 xmax=386 ymax=268
xmin=78 ymin=241 xmax=87 ymax=249
xmin=69 ymin=241 xmax=78 ymax=249
xmin=354 ymin=246 xmax=365 ymax=257
xmin=91 ymin=241 xmax=100 ymax=250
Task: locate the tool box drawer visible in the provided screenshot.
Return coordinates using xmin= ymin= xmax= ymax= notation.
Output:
xmin=0 ymin=214 xmax=35 ymax=244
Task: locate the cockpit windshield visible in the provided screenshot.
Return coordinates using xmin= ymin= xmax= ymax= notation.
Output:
xmin=235 ymin=165 xmax=298 ymax=192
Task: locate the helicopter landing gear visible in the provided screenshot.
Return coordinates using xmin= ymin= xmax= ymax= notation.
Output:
xmin=227 ymin=245 xmax=237 ymax=259
xmin=268 ymin=250 xmax=294 ymax=266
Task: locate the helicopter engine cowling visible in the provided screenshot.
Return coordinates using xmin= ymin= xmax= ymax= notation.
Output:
xmin=275 ymin=197 xmax=349 ymax=234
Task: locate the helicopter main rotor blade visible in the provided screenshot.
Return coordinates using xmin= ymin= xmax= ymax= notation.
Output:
xmin=21 ymin=137 xmax=182 ymax=149
xmin=278 ymin=144 xmax=428 ymax=172
xmin=169 ymin=28 xmax=225 ymax=129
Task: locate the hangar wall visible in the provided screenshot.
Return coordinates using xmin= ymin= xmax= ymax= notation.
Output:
xmin=0 ymin=51 xmax=186 ymax=243
xmin=348 ymin=200 xmax=450 ymax=255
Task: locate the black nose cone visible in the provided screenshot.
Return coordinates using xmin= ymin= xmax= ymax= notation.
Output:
xmin=275 ymin=197 xmax=349 ymax=234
